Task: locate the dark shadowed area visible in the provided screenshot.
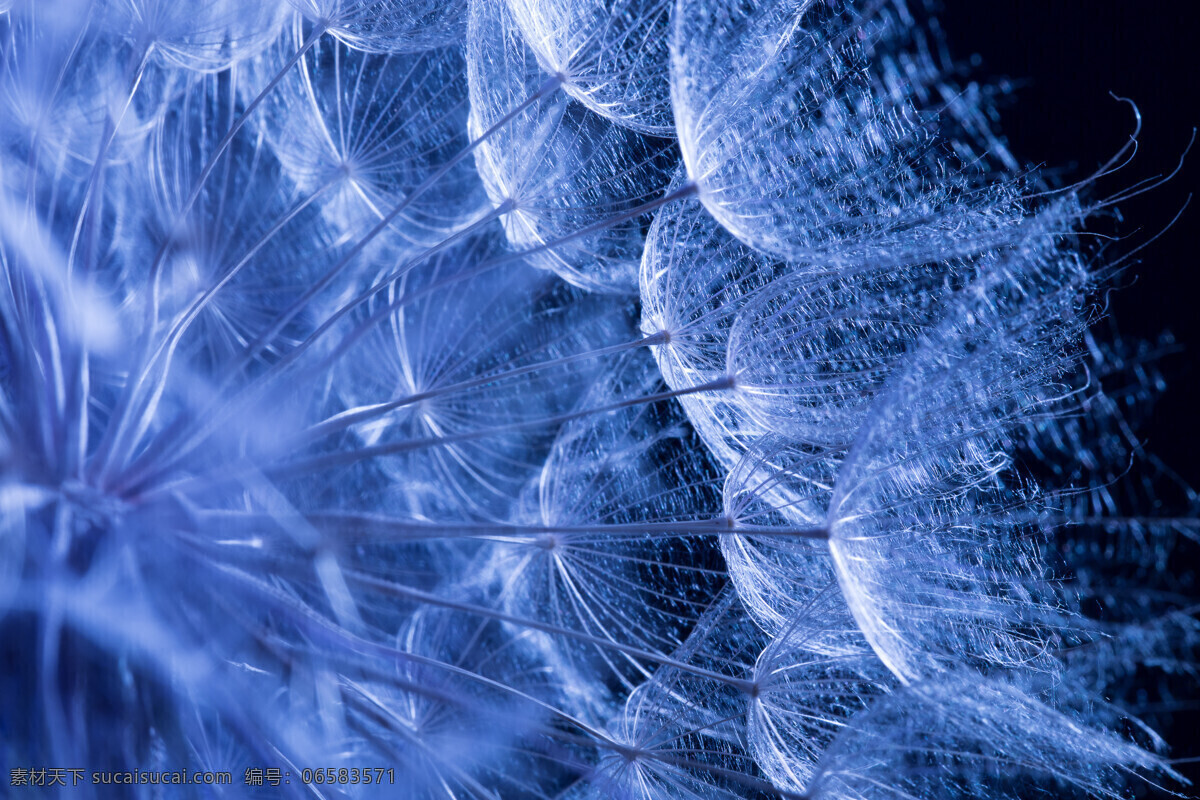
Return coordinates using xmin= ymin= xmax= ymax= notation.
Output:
xmin=941 ymin=1 xmax=1200 ymax=785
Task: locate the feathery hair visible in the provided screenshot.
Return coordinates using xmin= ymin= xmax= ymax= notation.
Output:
xmin=0 ymin=0 xmax=1194 ymax=797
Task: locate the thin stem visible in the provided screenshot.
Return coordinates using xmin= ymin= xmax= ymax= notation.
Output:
xmin=229 ymin=75 xmax=564 ymax=378
xmin=197 ymin=508 xmax=830 ymax=543
xmin=192 ymin=545 xmax=756 ymax=694
xmin=136 ymin=376 xmax=734 ymax=500
xmin=292 ymin=332 xmax=667 ymax=448
xmin=91 ymin=23 xmax=328 ymax=482
xmin=119 ymin=181 xmax=694 ymax=494
xmin=114 ymin=78 xmax=569 ymax=491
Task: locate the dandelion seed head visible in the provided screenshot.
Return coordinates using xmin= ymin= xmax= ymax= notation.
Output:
xmin=0 ymin=0 xmax=1192 ymax=796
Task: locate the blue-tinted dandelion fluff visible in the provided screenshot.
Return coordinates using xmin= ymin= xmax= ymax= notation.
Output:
xmin=1 ymin=0 xmax=1195 ymax=797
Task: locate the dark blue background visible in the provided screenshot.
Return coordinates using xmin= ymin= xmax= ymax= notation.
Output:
xmin=941 ymin=2 xmax=1200 ymax=787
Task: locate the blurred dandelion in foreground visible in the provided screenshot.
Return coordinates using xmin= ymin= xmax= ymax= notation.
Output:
xmin=0 ymin=0 xmax=1196 ymax=797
